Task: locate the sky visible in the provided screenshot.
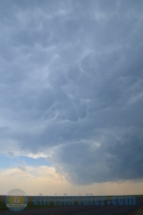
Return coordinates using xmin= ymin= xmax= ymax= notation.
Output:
xmin=0 ymin=0 xmax=143 ymax=196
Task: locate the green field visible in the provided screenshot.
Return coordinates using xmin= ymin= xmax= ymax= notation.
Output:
xmin=0 ymin=195 xmax=143 ymax=211
xmin=0 ymin=195 xmax=67 ymax=211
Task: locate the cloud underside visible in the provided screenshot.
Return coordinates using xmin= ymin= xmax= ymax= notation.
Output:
xmin=0 ymin=0 xmax=143 ymax=185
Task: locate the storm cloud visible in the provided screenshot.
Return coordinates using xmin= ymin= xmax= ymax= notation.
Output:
xmin=0 ymin=0 xmax=143 ymax=185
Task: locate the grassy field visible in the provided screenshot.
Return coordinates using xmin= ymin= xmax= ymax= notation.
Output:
xmin=0 ymin=195 xmax=70 ymax=211
xmin=0 ymin=195 xmax=143 ymax=211
xmin=128 ymin=205 xmax=143 ymax=215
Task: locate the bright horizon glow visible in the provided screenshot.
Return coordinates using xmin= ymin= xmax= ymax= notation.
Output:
xmin=1 ymin=165 xmax=143 ymax=196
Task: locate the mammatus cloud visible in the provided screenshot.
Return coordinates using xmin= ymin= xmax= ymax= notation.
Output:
xmin=0 ymin=0 xmax=143 ymax=185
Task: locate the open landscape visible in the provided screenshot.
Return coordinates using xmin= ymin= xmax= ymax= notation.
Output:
xmin=0 ymin=195 xmax=143 ymax=214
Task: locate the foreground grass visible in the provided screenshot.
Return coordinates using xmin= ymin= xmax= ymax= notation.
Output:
xmin=0 ymin=201 xmax=8 ymax=211
xmin=0 ymin=195 xmax=143 ymax=211
xmin=128 ymin=205 xmax=143 ymax=215
xmin=0 ymin=195 xmax=67 ymax=211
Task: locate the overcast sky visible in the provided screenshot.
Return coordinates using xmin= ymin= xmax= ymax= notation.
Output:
xmin=0 ymin=0 xmax=143 ymax=195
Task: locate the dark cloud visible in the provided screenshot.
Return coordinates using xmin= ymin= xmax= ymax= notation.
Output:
xmin=7 ymin=152 xmax=15 ymax=158
xmin=17 ymin=166 xmax=26 ymax=172
xmin=0 ymin=0 xmax=143 ymax=184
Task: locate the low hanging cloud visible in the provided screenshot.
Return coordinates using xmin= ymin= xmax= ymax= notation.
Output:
xmin=0 ymin=0 xmax=143 ymax=185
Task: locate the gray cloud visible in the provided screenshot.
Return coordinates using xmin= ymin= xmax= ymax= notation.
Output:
xmin=0 ymin=0 xmax=143 ymax=184
xmin=7 ymin=152 xmax=15 ymax=158
xmin=17 ymin=166 xmax=26 ymax=172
